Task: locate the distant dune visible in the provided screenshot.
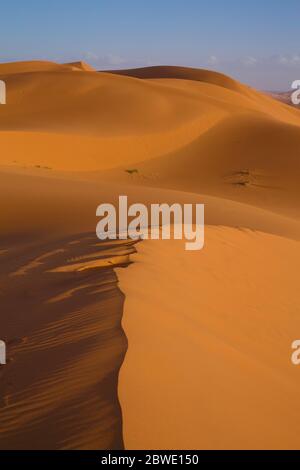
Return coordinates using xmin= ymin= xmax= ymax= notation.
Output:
xmin=0 ymin=60 xmax=75 ymax=74
xmin=266 ymin=90 xmax=296 ymax=107
xmin=0 ymin=61 xmax=300 ymax=449
xmin=107 ymin=65 xmax=248 ymax=94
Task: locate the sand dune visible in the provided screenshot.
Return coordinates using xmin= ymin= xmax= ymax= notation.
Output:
xmin=0 ymin=60 xmax=300 ymax=449
xmin=0 ymin=60 xmax=81 ymax=75
xmin=0 ymin=60 xmax=95 ymax=75
xmin=107 ymin=112 xmax=300 ymax=217
xmin=1 ymin=62 xmax=300 ymax=174
xmin=117 ymin=227 xmax=300 ymax=450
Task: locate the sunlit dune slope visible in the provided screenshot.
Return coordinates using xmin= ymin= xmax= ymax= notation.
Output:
xmin=117 ymin=227 xmax=300 ymax=450
xmin=0 ymin=69 xmax=216 ymax=135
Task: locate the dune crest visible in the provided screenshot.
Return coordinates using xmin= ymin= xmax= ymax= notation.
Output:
xmin=107 ymin=65 xmax=248 ymax=94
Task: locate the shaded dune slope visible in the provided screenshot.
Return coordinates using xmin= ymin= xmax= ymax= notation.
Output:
xmin=0 ymin=233 xmax=136 ymax=449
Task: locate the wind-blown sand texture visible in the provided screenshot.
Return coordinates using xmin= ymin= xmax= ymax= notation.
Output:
xmin=0 ymin=61 xmax=299 ymax=449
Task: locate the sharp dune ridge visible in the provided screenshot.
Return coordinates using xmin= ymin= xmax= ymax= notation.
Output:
xmin=107 ymin=65 xmax=248 ymax=93
xmin=0 ymin=60 xmax=300 ymax=449
xmin=0 ymin=234 xmax=135 ymax=449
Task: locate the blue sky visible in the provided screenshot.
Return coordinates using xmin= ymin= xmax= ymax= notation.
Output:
xmin=1 ymin=0 xmax=300 ymax=89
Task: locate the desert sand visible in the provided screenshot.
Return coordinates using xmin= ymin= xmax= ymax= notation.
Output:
xmin=117 ymin=229 xmax=300 ymax=449
xmin=0 ymin=60 xmax=299 ymax=449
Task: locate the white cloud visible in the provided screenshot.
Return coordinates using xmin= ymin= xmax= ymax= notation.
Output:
xmin=84 ymin=51 xmax=99 ymax=61
xmin=271 ymin=54 xmax=300 ymax=66
xmin=82 ymin=52 xmax=127 ymax=67
xmin=240 ymin=56 xmax=257 ymax=67
xmin=207 ymin=55 xmax=218 ymax=66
